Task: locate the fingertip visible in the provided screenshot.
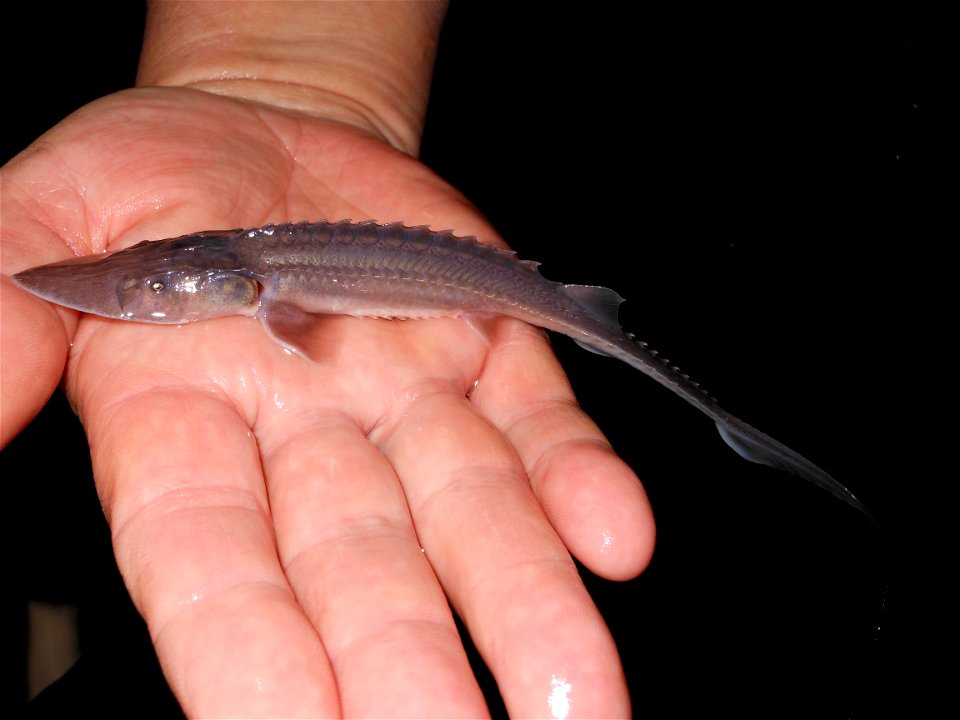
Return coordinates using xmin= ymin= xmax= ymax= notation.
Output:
xmin=537 ymin=441 xmax=656 ymax=581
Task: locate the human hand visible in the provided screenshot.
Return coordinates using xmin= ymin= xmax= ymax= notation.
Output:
xmin=1 ymin=4 xmax=654 ymax=717
xmin=3 ymin=87 xmax=655 ymax=720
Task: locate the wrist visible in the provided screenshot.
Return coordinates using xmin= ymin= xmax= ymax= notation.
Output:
xmin=137 ymin=0 xmax=447 ymax=155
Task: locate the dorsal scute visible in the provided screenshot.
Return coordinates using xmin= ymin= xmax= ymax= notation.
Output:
xmin=259 ymin=219 xmax=545 ymax=273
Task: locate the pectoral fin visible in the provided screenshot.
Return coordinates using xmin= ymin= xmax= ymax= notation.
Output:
xmin=257 ymin=300 xmax=321 ymax=358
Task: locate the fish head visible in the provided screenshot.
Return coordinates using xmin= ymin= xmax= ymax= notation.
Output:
xmin=13 ymin=234 xmax=261 ymax=324
xmin=112 ymin=268 xmax=260 ymax=323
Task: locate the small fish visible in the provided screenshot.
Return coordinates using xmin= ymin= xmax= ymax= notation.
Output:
xmin=13 ymin=220 xmax=872 ymax=521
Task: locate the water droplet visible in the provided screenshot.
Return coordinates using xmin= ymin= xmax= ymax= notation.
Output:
xmin=548 ymin=674 xmax=572 ymax=719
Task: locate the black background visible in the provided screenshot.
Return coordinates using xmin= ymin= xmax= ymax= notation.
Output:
xmin=3 ymin=2 xmax=948 ymax=718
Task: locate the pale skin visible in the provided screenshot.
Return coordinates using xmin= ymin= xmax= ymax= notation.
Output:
xmin=1 ymin=2 xmax=655 ymax=717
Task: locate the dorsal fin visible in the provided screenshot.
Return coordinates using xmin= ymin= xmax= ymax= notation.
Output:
xmin=560 ymin=284 xmax=625 ymax=333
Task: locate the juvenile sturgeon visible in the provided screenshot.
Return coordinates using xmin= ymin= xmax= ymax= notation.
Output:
xmin=13 ymin=220 xmax=872 ymax=520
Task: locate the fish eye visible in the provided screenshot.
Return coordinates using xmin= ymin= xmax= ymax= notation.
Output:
xmin=150 ymin=280 xmax=166 ymax=293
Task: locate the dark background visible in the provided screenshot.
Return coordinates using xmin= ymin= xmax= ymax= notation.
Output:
xmin=3 ymin=2 xmax=948 ymax=718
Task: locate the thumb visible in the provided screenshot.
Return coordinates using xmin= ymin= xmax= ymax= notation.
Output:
xmin=0 ymin=273 xmax=73 ymax=447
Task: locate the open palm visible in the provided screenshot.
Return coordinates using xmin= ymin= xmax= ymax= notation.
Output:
xmin=2 ymin=88 xmax=654 ymax=717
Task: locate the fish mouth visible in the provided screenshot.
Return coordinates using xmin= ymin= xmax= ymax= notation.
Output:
xmin=12 ymin=254 xmax=127 ymax=318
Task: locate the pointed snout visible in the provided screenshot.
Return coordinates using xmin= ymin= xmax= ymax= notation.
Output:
xmin=12 ymin=255 xmax=127 ymax=318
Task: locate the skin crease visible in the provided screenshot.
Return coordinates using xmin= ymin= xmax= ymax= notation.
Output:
xmin=1 ymin=2 xmax=655 ymax=718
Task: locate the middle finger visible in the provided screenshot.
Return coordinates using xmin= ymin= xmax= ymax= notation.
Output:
xmin=260 ymin=413 xmax=488 ymax=717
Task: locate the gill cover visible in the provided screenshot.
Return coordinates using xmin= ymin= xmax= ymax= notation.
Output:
xmin=117 ymin=270 xmax=259 ymax=323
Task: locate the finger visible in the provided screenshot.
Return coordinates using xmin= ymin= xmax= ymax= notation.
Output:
xmin=470 ymin=319 xmax=656 ymax=580
xmin=374 ymin=388 xmax=630 ymax=718
xmin=0 ymin=276 xmax=74 ymax=446
xmin=81 ymin=385 xmax=340 ymax=718
xmin=258 ymin=414 xmax=489 ymax=718
xmin=0 ymin=210 xmax=81 ymax=447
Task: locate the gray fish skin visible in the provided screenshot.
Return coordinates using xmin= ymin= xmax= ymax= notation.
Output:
xmin=12 ymin=220 xmax=873 ymax=521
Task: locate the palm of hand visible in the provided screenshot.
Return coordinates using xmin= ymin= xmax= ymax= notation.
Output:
xmin=4 ymin=88 xmax=653 ymax=717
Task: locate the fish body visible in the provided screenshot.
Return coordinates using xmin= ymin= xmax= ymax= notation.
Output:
xmin=13 ymin=220 xmax=872 ymax=521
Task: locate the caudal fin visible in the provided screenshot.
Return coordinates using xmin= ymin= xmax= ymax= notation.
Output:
xmin=715 ymin=415 xmax=875 ymax=525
